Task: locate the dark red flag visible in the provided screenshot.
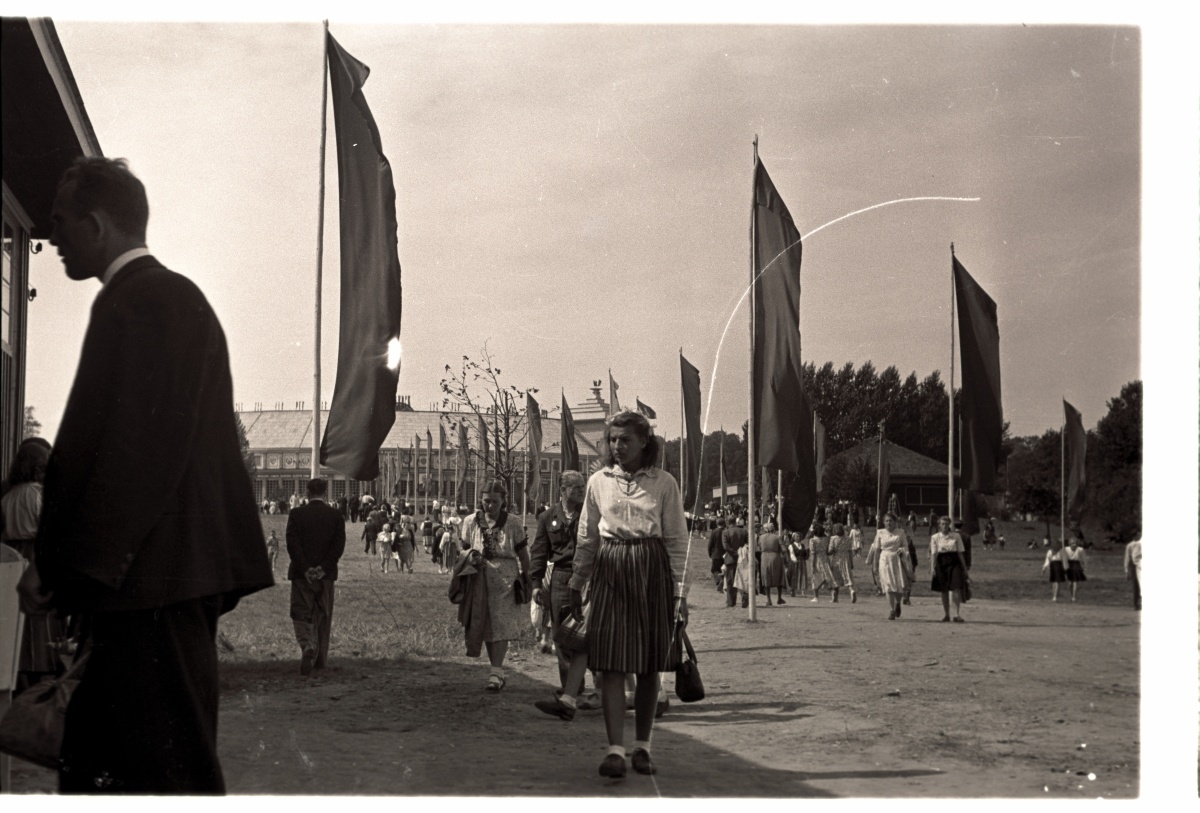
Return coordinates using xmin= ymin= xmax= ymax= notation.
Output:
xmin=1063 ymin=400 xmax=1087 ymax=525
xmin=752 ymin=157 xmax=809 ymax=473
xmin=680 ymin=353 xmax=703 ymax=509
xmin=560 ymin=393 xmax=580 ymax=474
xmin=319 ymin=33 xmax=402 ymax=481
xmin=953 ymin=255 xmax=1002 ymax=493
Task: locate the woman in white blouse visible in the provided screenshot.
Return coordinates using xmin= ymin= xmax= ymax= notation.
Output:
xmin=569 ymin=411 xmax=688 ymax=780
xmin=929 ymin=516 xmax=970 ymax=622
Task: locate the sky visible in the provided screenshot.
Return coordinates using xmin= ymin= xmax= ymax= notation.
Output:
xmin=21 ymin=10 xmax=1153 ymax=449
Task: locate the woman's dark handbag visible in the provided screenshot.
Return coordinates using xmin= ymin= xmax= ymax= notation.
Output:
xmin=0 ymin=649 xmax=89 ymax=769
xmin=553 ymin=607 xmax=588 ymax=654
xmin=674 ymin=628 xmax=705 ymax=703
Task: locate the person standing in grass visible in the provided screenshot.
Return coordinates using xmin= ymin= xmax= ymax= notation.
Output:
xmin=1123 ymin=533 xmax=1141 ymax=610
xmin=459 ymin=480 xmax=531 ymax=691
xmin=569 ymin=410 xmax=688 ymax=779
xmin=758 ymin=521 xmax=787 ymax=605
xmin=827 ymin=523 xmax=857 ymax=603
xmin=1062 ymin=531 xmax=1088 ymax=602
xmin=1042 ymin=542 xmax=1066 ymax=601
xmin=377 ymin=523 xmax=396 ymax=573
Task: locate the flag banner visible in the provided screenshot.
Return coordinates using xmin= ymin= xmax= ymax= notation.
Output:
xmin=961 ymin=490 xmax=981 ymax=536
xmin=719 ymin=431 xmax=728 ymax=507
xmin=415 ymin=434 xmax=423 ymax=498
xmin=438 ymin=423 xmax=447 ymax=484
xmin=319 ymin=33 xmax=403 ymax=481
xmin=1063 ymin=399 xmax=1087 ymax=525
xmin=636 ymin=398 xmax=657 ymax=419
xmin=526 ymin=393 xmax=543 ymax=508
xmin=751 ymin=157 xmax=809 ymax=472
xmin=680 ymin=354 xmax=703 ymax=509
xmin=814 ymin=415 xmax=827 ymax=492
xmin=480 ymin=418 xmax=490 ymax=476
xmin=877 ymin=435 xmax=891 ymax=521
xmin=456 ymin=421 xmax=469 ymax=505
xmin=609 ymin=371 xmax=621 ymax=414
xmin=561 ymin=393 xmax=580 ymax=474
xmin=408 ymin=438 xmax=415 ymax=503
xmin=782 ymin=391 xmax=817 ymax=532
xmin=953 ymin=256 xmax=1002 ymax=493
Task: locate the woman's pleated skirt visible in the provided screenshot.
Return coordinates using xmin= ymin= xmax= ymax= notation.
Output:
xmin=586 ymin=536 xmax=681 ymax=674
xmin=931 ymin=550 xmax=966 ymax=593
xmin=1066 ymin=561 xmax=1087 ymax=582
xmin=1048 ymin=561 xmax=1067 ymax=583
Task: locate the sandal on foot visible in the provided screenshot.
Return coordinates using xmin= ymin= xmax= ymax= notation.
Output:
xmin=486 ymin=674 xmax=506 ymax=692
xmin=631 ymin=748 xmax=657 ymax=775
xmin=953 ymin=616 xmax=965 ymax=623
xmin=599 ymin=753 xmax=627 ymax=778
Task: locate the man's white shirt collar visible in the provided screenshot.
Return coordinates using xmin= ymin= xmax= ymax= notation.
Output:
xmin=102 ymin=247 xmax=151 ymax=286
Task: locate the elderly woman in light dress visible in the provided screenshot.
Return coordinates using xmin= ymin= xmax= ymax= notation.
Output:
xmin=866 ymin=511 xmax=914 ymax=620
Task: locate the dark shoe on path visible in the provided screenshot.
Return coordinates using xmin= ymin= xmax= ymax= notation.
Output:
xmin=534 ymin=698 xmax=576 ymax=721
xmin=887 ymin=611 xmax=897 ymax=620
xmin=300 ymin=649 xmax=315 ymax=676
xmin=953 ymin=616 xmax=965 ymax=623
xmin=941 ymin=616 xmax=950 ymax=622
xmin=631 ymin=748 xmax=657 ymax=775
xmin=599 ymin=754 xmax=627 ymax=778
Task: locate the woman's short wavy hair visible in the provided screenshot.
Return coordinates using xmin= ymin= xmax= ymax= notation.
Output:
xmin=599 ymin=410 xmax=661 ymax=470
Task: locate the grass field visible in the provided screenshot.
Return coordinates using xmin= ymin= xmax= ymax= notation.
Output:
xmin=218 ymin=514 xmax=1135 ymax=674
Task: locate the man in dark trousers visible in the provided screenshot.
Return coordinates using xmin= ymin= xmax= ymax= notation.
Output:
xmin=529 ymin=470 xmax=587 ymax=695
xmin=722 ymin=518 xmax=749 ymax=607
xmin=707 ymin=518 xmax=727 ymax=590
xmin=286 ymin=477 xmax=346 ymax=675
xmin=18 ymin=157 xmax=273 ymax=794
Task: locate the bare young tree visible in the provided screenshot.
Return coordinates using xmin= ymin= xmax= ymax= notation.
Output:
xmin=440 ymin=344 xmax=538 ymax=508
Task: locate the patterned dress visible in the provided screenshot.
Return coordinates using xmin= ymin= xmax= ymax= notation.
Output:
xmin=869 ymin=528 xmax=913 ymax=593
xmin=808 ymin=534 xmax=835 ymax=588
xmin=758 ymin=531 xmax=786 ymax=588
xmin=461 ymin=512 xmax=529 ymax=642
xmin=828 ymin=534 xmax=855 ymax=588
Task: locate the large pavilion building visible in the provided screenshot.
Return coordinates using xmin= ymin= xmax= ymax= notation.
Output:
xmin=237 ymin=381 xmax=636 ymax=512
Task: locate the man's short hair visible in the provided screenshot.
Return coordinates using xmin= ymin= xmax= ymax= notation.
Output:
xmin=58 ymin=157 xmax=150 ymax=240
xmin=560 ymin=470 xmax=585 ymax=489
xmin=306 ymin=478 xmax=327 ymax=497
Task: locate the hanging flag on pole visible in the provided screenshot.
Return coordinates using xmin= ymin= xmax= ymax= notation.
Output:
xmin=719 ymin=428 xmax=728 ymax=509
xmin=526 ymin=392 xmax=543 ymax=510
xmin=680 ymin=353 xmax=703 ymax=510
xmin=407 ymin=437 xmax=415 ymax=505
xmin=438 ymin=423 xmax=447 ymax=501
xmin=876 ymin=421 xmax=891 ymax=522
xmin=1063 ymin=400 xmax=1087 ymax=527
xmin=814 ymin=414 xmax=827 ymax=492
xmin=780 ymin=391 xmax=817 ymax=533
xmin=456 ymin=421 xmax=469 ymax=506
xmin=608 ymin=370 xmax=621 ymax=415
xmin=480 ymin=417 xmax=490 ymax=479
xmin=561 ymin=392 xmax=580 ymax=474
xmin=751 ymin=157 xmax=809 ymax=474
xmin=318 ymin=32 xmax=403 ymax=481
xmin=635 ymin=398 xmax=656 ymax=419
xmin=953 ymin=255 xmax=1002 ymax=493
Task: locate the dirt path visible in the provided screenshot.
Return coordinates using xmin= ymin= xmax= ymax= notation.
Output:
xmin=9 ymin=534 xmax=1139 ymax=798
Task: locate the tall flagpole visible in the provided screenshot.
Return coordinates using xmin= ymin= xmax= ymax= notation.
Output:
xmin=679 ymin=350 xmax=686 ymax=501
xmin=747 ymin=137 xmax=759 ymax=623
xmin=948 ymin=242 xmax=957 ymax=521
xmin=312 ymin=19 xmax=329 ymax=480
xmin=1060 ymin=412 xmax=1066 ymax=547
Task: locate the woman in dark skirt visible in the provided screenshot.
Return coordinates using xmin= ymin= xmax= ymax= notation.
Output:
xmin=569 ymin=411 xmax=688 ymax=779
xmin=1062 ymin=532 xmax=1088 ymax=602
xmin=929 ymin=515 xmax=969 ymax=623
xmin=1041 ymin=544 xmax=1067 ymax=601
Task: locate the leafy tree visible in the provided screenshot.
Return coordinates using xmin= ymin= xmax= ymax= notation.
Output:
xmin=440 ymin=345 xmax=535 ymax=507
xmin=22 ymin=406 xmax=41 ymax=439
xmin=1088 ymin=381 xmax=1142 ymax=541
xmin=820 ymin=453 xmax=877 ymax=506
xmin=235 ymin=413 xmax=255 ymax=476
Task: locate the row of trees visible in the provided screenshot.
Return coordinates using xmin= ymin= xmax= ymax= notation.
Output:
xmin=1002 ymin=381 xmax=1141 ymax=541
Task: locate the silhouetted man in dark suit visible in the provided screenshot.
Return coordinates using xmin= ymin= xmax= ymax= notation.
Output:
xmin=286 ymin=477 xmax=346 ymax=675
xmin=19 ymin=157 xmax=273 ymax=794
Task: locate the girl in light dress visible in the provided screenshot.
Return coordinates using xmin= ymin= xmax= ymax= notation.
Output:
xmin=377 ymin=523 xmax=397 ymax=573
xmin=827 ymin=523 xmax=857 ymax=603
xmin=866 ymin=512 xmax=914 ymax=620
xmin=1041 ymin=543 xmax=1066 ymax=601
xmin=807 ymin=524 xmax=836 ymax=602
xmin=1062 ymin=533 xmax=1088 ymax=602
